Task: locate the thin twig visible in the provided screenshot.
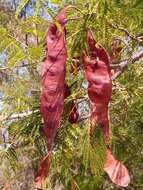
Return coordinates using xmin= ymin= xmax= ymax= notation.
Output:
xmin=8 ymin=34 xmax=28 ymax=49
xmin=0 ymin=63 xmax=29 ymax=70
xmin=108 ymin=22 xmax=139 ymax=42
xmin=67 ymin=16 xmax=83 ymax=22
xmin=69 ymin=5 xmax=85 ymax=15
xmin=67 ymin=29 xmax=82 ymax=40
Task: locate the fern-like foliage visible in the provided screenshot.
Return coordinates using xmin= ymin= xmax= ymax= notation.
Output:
xmin=81 ymin=122 xmax=107 ymax=178
xmin=0 ymin=0 xmax=143 ymax=189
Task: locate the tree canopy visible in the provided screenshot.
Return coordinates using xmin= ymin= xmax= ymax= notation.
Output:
xmin=0 ymin=0 xmax=143 ymax=189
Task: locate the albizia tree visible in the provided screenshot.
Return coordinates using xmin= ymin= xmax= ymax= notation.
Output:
xmin=0 ymin=0 xmax=143 ymax=190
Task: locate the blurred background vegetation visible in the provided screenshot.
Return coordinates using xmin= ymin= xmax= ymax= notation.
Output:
xmin=0 ymin=0 xmax=143 ymax=189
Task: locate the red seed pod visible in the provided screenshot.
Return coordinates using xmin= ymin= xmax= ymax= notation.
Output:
xmin=82 ymin=30 xmax=112 ymax=139
xmin=104 ymin=149 xmax=130 ymax=187
xmin=34 ymin=6 xmax=72 ymax=189
xmin=68 ymin=101 xmax=79 ymax=124
xmin=83 ymin=30 xmax=130 ymax=187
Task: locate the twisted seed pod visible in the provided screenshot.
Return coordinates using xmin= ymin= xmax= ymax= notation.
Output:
xmin=83 ymin=30 xmax=130 ymax=187
xmin=34 ymin=6 xmax=72 ymax=189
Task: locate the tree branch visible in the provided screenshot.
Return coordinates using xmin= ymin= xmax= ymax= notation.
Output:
xmin=0 ymin=110 xmax=39 ymax=122
xmin=111 ymin=49 xmax=143 ymax=80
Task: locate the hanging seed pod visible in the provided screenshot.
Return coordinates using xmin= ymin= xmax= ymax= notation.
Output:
xmin=34 ymin=6 xmax=73 ymax=189
xmin=68 ymin=100 xmax=79 ymax=124
xmin=82 ymin=30 xmax=112 ymax=139
xmin=82 ymin=30 xmax=130 ymax=187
